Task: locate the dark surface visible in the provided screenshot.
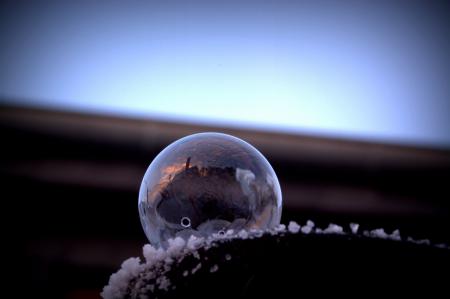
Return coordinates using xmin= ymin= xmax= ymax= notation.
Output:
xmin=127 ymin=233 xmax=450 ymax=298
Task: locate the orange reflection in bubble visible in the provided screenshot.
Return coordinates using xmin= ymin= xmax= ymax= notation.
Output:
xmin=148 ymin=162 xmax=187 ymax=203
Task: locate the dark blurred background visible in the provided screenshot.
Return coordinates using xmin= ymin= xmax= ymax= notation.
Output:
xmin=1 ymin=1 xmax=449 ymax=298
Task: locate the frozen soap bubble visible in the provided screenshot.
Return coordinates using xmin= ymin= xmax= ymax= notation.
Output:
xmin=138 ymin=132 xmax=282 ymax=248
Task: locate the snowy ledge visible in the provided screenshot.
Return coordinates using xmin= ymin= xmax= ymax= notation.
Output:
xmin=102 ymin=221 xmax=449 ymax=299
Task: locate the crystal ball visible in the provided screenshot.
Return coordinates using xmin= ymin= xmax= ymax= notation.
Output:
xmin=138 ymin=132 xmax=282 ymax=247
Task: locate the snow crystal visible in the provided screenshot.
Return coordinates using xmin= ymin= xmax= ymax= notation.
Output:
xmin=349 ymin=223 xmax=359 ymax=234
xmin=210 ymin=264 xmax=219 ymax=273
xmin=301 ymin=220 xmax=315 ymax=234
xmin=191 ymin=263 xmax=202 ymax=274
xmin=390 ymin=229 xmax=401 ymax=241
xmin=163 ymin=263 xmax=172 ymax=272
xmin=183 ymin=270 xmax=189 ymax=277
xmin=301 ymin=226 xmax=312 ymax=234
xmin=187 ymin=235 xmax=205 ymax=251
xmin=366 ymin=228 xmax=401 ymax=241
xmin=370 ymin=228 xmax=389 ymax=239
xmin=323 ymin=223 xmax=344 ymax=234
xmin=101 ymin=257 xmax=142 ymax=299
xmin=103 ymin=234 xmax=211 ymax=298
xmin=407 ymin=237 xmax=431 ymax=246
xmin=288 ymin=221 xmax=301 ymax=233
xmin=156 ymin=275 xmax=171 ymax=291
xmin=416 ymin=239 xmax=431 ymax=246
xmin=193 ymin=251 xmax=201 ymax=260
xmin=238 ymin=230 xmax=249 ymax=239
xmin=166 ymin=237 xmax=186 ymax=256
xmin=225 ymin=254 xmax=232 ymax=261
xmin=122 ymin=257 xmax=142 ymax=276
xmin=143 ymin=244 xmax=165 ymax=265
xmin=165 ymin=256 xmax=174 ymax=263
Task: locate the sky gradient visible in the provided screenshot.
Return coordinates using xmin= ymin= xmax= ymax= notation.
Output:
xmin=1 ymin=1 xmax=449 ymax=147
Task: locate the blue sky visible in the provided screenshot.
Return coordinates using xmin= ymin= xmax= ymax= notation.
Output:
xmin=1 ymin=1 xmax=449 ymax=147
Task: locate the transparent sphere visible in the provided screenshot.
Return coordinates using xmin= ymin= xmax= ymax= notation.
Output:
xmin=138 ymin=132 xmax=282 ymax=247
